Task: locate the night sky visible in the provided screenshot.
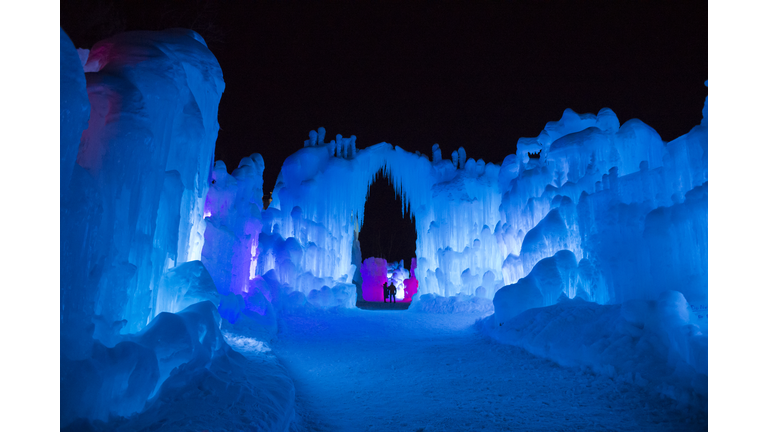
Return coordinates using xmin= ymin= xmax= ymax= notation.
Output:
xmin=61 ymin=0 xmax=707 ymax=264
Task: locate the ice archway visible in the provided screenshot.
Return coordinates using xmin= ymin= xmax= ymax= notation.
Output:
xmin=258 ymin=129 xmax=505 ymax=299
xmin=210 ymin=95 xmax=707 ymax=310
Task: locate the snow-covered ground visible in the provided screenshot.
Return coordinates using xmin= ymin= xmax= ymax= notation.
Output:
xmin=271 ymin=307 xmax=706 ymax=432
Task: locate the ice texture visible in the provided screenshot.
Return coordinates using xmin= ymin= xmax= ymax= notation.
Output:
xmin=61 ymin=22 xmax=708 ymax=426
xmin=202 ymin=155 xmax=265 ymax=300
xmin=250 ymin=91 xmax=705 ymax=310
xmin=484 ymin=291 xmax=708 ymax=410
xmin=259 ymin=132 xmax=504 ymax=302
xmin=402 ymin=257 xmax=419 ymax=302
xmin=60 ymin=29 xmax=90 ymax=198
xmin=62 ymin=301 xmax=295 ymax=431
xmin=154 ymin=260 xmax=220 ymax=316
xmin=359 ymin=258 xmax=419 ymax=302
xmin=59 ymin=29 xmax=298 ymax=430
xmin=60 ymin=29 xmax=225 ymax=346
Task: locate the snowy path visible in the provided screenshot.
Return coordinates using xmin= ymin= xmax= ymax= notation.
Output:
xmin=272 ymin=308 xmax=705 ymax=432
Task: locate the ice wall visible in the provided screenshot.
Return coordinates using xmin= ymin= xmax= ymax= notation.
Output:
xmin=418 ymin=148 xmax=504 ymax=297
xmin=494 ymin=87 xmax=708 ymax=319
xmin=259 ymin=131 xmax=505 ymax=300
xmin=58 ymin=29 xmax=305 ymax=430
xmin=60 ymin=28 xmax=90 ymax=199
xmin=246 ymin=91 xmax=705 ymax=308
xmin=202 ymin=155 xmax=265 ymax=298
xmin=60 ymin=29 xmax=225 ymax=355
xmin=60 ymin=29 xmax=93 ymax=357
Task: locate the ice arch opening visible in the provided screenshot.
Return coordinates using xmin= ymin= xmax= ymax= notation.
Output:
xmin=358 ymin=170 xmax=417 ymax=264
xmin=260 ymin=129 xmax=506 ymax=300
xmin=357 ymin=170 xmax=418 ymax=302
xmin=261 ymin=137 xmax=432 ymax=297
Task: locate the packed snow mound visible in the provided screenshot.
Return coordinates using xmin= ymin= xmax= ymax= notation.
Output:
xmin=307 ymin=283 xmax=357 ymax=309
xmin=411 ymin=293 xmax=494 ymax=314
xmin=154 ymin=260 xmax=220 ymax=316
xmin=483 ymin=291 xmax=707 ymax=411
xmin=61 ymin=301 xmax=226 ymax=426
xmin=495 ymin=250 xmax=606 ymax=325
xmin=61 ymin=301 xmax=296 ymax=431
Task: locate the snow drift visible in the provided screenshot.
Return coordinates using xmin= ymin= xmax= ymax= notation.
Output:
xmin=483 ymin=291 xmax=708 ymax=410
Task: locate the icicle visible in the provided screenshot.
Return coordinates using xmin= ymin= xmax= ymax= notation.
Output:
xmin=432 ymin=144 xmax=442 ymax=162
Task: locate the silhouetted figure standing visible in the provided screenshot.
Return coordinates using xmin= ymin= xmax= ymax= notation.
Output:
xmin=383 ymin=282 xmax=388 ymax=302
xmin=388 ymin=283 xmax=396 ymax=303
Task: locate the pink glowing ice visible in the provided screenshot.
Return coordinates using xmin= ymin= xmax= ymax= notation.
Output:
xmin=403 ymin=257 xmax=418 ymax=302
xmin=361 ymin=257 xmax=388 ymax=302
xmin=361 ymin=257 xmax=418 ymax=303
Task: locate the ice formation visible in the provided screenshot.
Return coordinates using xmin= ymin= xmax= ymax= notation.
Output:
xmin=240 ymin=90 xmax=705 ymax=313
xmin=60 ymin=29 xmax=295 ymax=430
xmin=361 ymin=257 xmax=389 ymax=302
xmin=60 ymin=22 xmax=707 ymax=427
xmin=484 ymin=291 xmax=708 ymax=410
xmin=61 ymin=28 xmax=226 ymax=349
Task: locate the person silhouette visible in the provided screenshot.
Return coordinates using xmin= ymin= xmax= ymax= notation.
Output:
xmin=388 ymin=283 xmax=396 ymax=303
xmin=383 ymin=281 xmax=388 ymax=302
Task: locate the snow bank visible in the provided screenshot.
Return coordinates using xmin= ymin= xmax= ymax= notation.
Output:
xmin=62 ymin=301 xmax=296 ymax=431
xmin=154 ymin=260 xmax=220 ymax=316
xmin=307 ymin=283 xmax=357 ymax=309
xmin=412 ymin=293 xmax=494 ymax=315
xmin=483 ymin=291 xmax=708 ymax=410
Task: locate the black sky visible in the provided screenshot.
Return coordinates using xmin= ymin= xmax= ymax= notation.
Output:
xmin=61 ymin=0 xmax=707 ymax=264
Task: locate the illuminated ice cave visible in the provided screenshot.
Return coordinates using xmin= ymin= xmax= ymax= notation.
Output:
xmin=60 ymin=28 xmax=708 ymax=431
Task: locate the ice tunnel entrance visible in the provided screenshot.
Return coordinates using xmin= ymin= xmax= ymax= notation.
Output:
xmin=359 ymin=170 xmax=417 ymax=269
xmin=357 ymin=170 xmax=418 ymax=306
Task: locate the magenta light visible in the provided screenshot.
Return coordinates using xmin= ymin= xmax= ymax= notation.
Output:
xmin=403 ymin=257 xmax=418 ymax=302
xmin=361 ymin=257 xmax=388 ymax=302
